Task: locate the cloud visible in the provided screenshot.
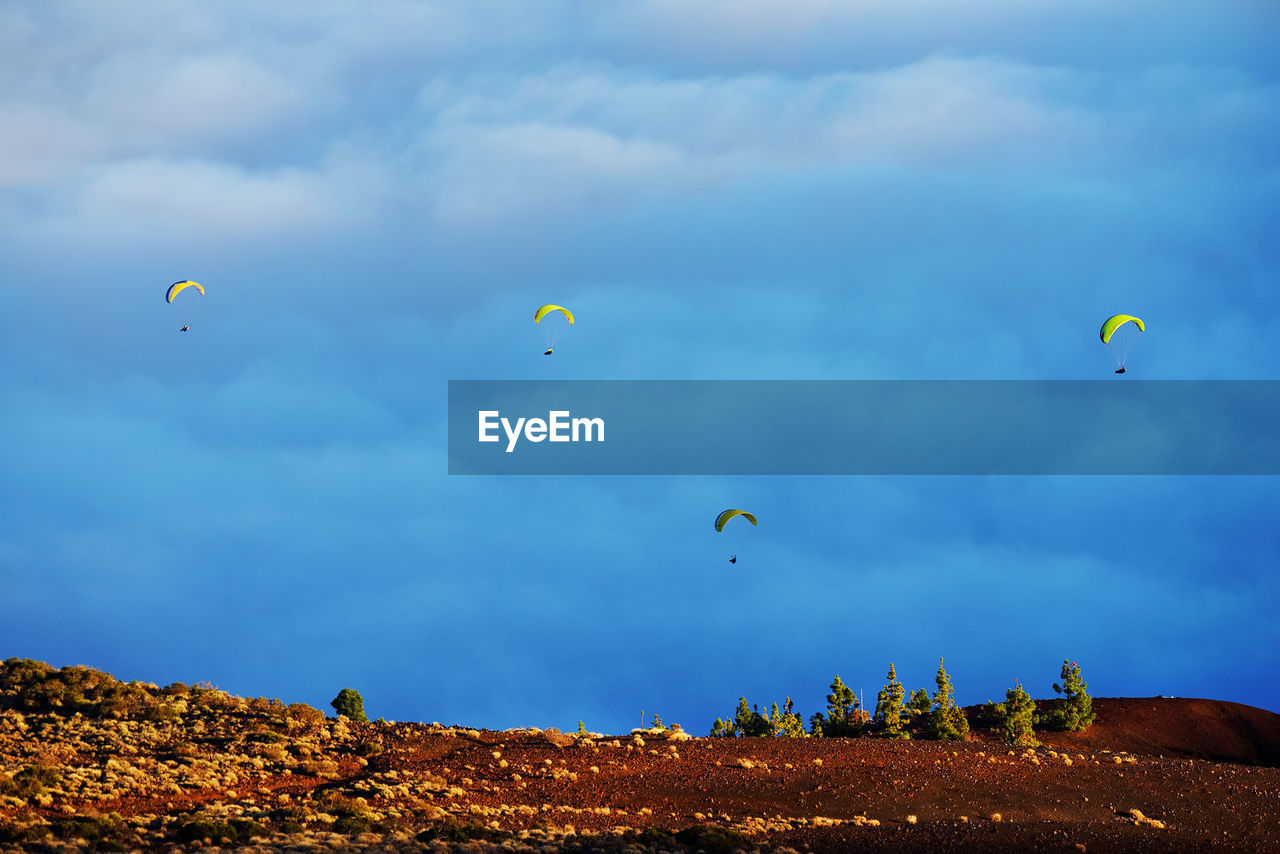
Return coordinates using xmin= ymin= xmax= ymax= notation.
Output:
xmin=81 ymin=53 xmax=305 ymax=147
xmin=404 ymin=57 xmax=1109 ymax=235
xmin=0 ymin=11 xmax=316 ymax=189
xmin=2 ymin=0 xmax=1278 ymax=730
xmin=71 ymin=158 xmax=342 ymax=237
xmin=0 ymin=103 xmax=98 ymax=188
xmin=423 ymin=120 xmax=685 ymax=225
xmin=594 ymin=0 xmax=1280 ymax=77
xmin=3 ymin=1 xmax=1275 ymax=288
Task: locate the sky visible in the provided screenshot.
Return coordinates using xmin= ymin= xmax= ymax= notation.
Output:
xmin=2 ymin=1 xmax=1278 ymax=732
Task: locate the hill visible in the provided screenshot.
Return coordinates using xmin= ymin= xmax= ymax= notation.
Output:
xmin=2 ymin=658 xmax=1278 ymax=853
xmin=1030 ymin=696 xmax=1280 ymax=767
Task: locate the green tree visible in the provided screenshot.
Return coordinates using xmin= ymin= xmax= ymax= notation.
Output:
xmin=768 ymin=698 xmax=807 ymax=737
xmin=926 ymin=657 xmax=969 ymax=741
xmin=817 ymin=675 xmax=864 ymax=737
xmin=827 ymin=674 xmax=857 ymax=719
xmin=330 ymin=688 xmax=368 ymax=723
xmin=875 ymin=663 xmax=908 ymax=739
xmin=719 ymin=696 xmax=771 ymax=737
xmin=710 ymin=717 xmax=737 ymax=737
xmin=1050 ymin=659 xmax=1096 ymax=731
xmin=731 ymin=697 xmax=752 ymax=735
xmin=994 ymin=680 xmax=1038 ymax=747
xmin=908 ymin=688 xmax=931 ymax=715
xmin=710 ymin=698 xmax=750 ymax=737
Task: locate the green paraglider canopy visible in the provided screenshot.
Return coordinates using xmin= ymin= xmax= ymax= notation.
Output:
xmin=534 ymin=304 xmax=574 ymax=354
xmin=1099 ymin=314 xmax=1144 ymax=343
xmin=534 ymin=304 xmax=575 ymax=325
xmin=1100 ymin=314 xmax=1145 ymax=372
xmin=714 ymin=509 xmax=757 ymax=532
xmin=1100 ymin=312 xmax=1141 ymax=368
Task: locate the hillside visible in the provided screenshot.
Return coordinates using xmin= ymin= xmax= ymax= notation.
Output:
xmin=2 ymin=659 xmax=1278 ymax=853
xmin=1030 ymin=696 xmax=1280 ymax=767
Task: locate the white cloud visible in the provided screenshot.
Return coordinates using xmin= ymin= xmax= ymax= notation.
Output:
xmin=405 ymin=57 xmax=1106 ymax=229
xmin=478 ymin=123 xmax=682 ymax=175
xmin=0 ymin=0 xmax=1273 ymax=294
xmin=423 ymin=120 xmax=685 ymax=225
xmin=82 ymin=53 xmax=304 ymax=146
xmin=0 ymin=104 xmax=98 ymax=188
xmin=74 ymin=158 xmax=342 ymax=237
xmin=0 ymin=10 xmax=318 ymax=193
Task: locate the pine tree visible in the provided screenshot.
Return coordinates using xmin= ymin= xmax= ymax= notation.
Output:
xmin=710 ymin=717 xmax=737 ymax=737
xmin=875 ymin=663 xmax=908 ymax=739
xmin=821 ymin=675 xmax=864 ymax=737
xmin=995 ymin=680 xmax=1039 ymax=747
xmin=828 ymin=675 xmax=857 ymax=719
xmin=731 ymin=697 xmax=771 ymax=737
xmin=768 ymin=698 xmax=807 ymax=737
xmin=731 ymin=697 xmax=753 ymax=735
xmin=908 ymin=688 xmax=932 ymax=715
xmin=926 ymin=657 xmax=969 ymax=741
xmin=329 ymin=688 xmax=368 ymax=723
xmin=748 ymin=704 xmax=772 ymax=737
xmin=1051 ymin=659 xmax=1096 ymax=731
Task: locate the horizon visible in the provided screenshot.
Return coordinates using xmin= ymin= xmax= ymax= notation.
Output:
xmin=2 ymin=1 xmax=1278 ymax=734
xmin=0 ymin=653 xmax=1252 ymax=734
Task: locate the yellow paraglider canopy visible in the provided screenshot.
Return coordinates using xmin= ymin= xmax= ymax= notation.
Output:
xmin=1099 ymin=314 xmax=1144 ymax=343
xmin=166 ymin=280 xmax=205 ymax=303
xmin=715 ymin=509 xmax=757 ymax=532
xmin=534 ymin=304 xmax=575 ymax=325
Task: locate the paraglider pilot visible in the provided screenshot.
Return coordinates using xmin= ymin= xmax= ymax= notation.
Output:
xmin=729 ymin=554 xmax=737 ymax=564
xmin=544 ymin=348 xmax=554 ymax=356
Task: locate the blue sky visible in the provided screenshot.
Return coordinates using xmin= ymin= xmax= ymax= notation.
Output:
xmin=2 ymin=1 xmax=1278 ymax=731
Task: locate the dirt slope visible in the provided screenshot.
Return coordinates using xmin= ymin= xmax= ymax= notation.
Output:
xmin=1030 ymin=697 xmax=1280 ymax=766
xmin=2 ymin=660 xmax=1279 ymax=853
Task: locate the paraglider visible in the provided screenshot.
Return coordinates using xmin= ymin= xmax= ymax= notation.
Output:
xmin=1100 ymin=314 xmax=1144 ymax=374
xmin=165 ymin=280 xmax=204 ymax=303
xmin=534 ymin=304 xmax=574 ymax=325
xmin=534 ymin=304 xmax=574 ymax=355
xmin=166 ymin=280 xmax=204 ymax=332
xmin=715 ymin=509 xmax=756 ymax=563
xmin=714 ymin=509 xmax=757 ymax=531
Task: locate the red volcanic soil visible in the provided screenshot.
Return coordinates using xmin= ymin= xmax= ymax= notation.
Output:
xmin=372 ymin=699 xmax=1280 ymax=854
xmin=3 ymin=682 xmax=1279 ymax=853
xmin=1031 ymin=697 xmax=1280 ymax=766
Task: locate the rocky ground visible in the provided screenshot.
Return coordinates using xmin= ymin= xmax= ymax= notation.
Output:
xmin=2 ymin=659 xmax=1278 ymax=853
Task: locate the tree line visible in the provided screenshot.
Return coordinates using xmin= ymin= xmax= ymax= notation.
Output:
xmin=710 ymin=658 xmax=1095 ymax=746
